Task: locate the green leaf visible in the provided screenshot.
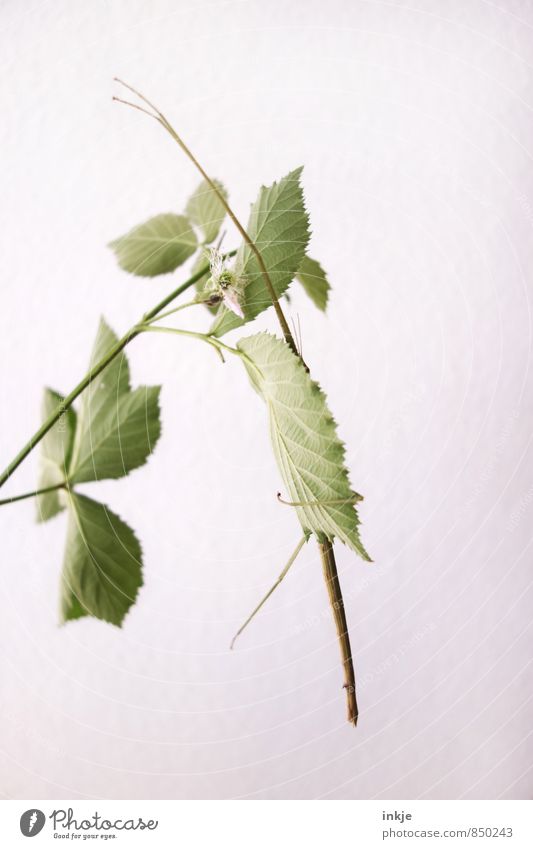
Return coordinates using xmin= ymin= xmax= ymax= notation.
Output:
xmin=69 ymin=319 xmax=128 ymax=471
xmin=109 ymin=213 xmax=197 ymax=277
xmin=69 ymin=386 xmax=162 ymax=483
xmin=296 ymin=256 xmax=330 ymax=311
xmin=185 ymin=178 xmax=228 ymax=244
xmin=237 ymin=333 xmax=370 ymax=559
xmin=69 ymin=319 xmax=161 ymax=483
xmin=36 ymin=389 xmax=76 ymax=523
xmin=60 ymin=493 xmax=143 ymax=626
xmin=210 ymin=167 xmax=310 ymax=337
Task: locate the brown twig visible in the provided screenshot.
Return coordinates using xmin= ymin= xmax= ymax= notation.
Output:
xmin=113 ymin=78 xmax=298 ymax=354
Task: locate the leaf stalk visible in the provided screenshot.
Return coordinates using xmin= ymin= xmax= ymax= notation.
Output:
xmin=230 ymin=535 xmax=308 ymax=650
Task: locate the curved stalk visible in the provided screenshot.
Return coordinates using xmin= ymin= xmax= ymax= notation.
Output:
xmin=0 ymin=482 xmax=66 ymax=507
xmin=113 ymin=79 xmax=298 ymax=355
xmin=2 ymin=88 xmax=362 ymax=726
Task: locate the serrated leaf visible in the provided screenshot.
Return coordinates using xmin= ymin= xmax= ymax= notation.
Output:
xmin=69 ymin=320 xmax=161 ymax=483
xmin=84 ymin=317 xmax=130 ymax=399
xmin=185 ymin=178 xmax=228 ymax=244
xmin=69 ymin=386 xmax=161 ymax=483
xmin=296 ymin=256 xmax=330 ymax=311
xmin=60 ymin=493 xmax=143 ymax=626
xmin=210 ymin=167 xmax=310 ymax=337
xmin=36 ymin=389 xmax=76 ymax=522
xmin=109 ymin=213 xmax=197 ymax=277
xmin=237 ymin=333 xmax=370 ymax=559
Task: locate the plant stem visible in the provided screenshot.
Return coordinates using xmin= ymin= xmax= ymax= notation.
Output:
xmin=113 ymin=79 xmax=299 ymax=355
xmin=319 ymin=539 xmax=358 ymax=726
xmin=0 ymin=481 xmax=66 ymax=506
xmin=162 ymin=126 xmax=297 ymax=352
xmin=137 ymin=324 xmax=238 ymax=362
xmin=0 ymin=254 xmax=235 ymax=491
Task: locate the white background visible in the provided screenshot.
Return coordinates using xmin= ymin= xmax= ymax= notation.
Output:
xmin=0 ymin=0 xmax=532 ymax=800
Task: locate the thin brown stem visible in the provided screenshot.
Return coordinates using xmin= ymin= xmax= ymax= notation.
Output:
xmin=113 ymin=79 xmax=298 ymax=354
xmin=319 ymin=539 xmax=358 ymax=726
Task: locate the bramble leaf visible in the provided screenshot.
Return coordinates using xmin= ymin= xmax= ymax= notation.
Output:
xmin=69 ymin=386 xmax=161 ymax=483
xmin=109 ymin=213 xmax=197 ymax=277
xmin=185 ymin=178 xmax=227 ymax=245
xmin=69 ymin=320 xmax=161 ymax=483
xmin=36 ymin=389 xmax=76 ymax=522
xmin=210 ymin=168 xmax=310 ymax=337
xmin=60 ymin=493 xmax=143 ymax=626
xmin=237 ymin=333 xmax=370 ymax=559
xmin=296 ymin=256 xmax=330 ymax=311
